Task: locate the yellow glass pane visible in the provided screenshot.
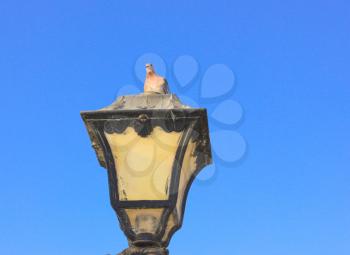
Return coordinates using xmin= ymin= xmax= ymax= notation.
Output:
xmin=105 ymin=126 xmax=183 ymax=201
xmin=162 ymin=138 xmax=197 ymax=244
xmin=161 ymin=211 xmax=177 ymax=244
xmin=176 ymin=138 xmax=197 ymax=218
xmin=124 ymin=208 xmax=164 ymax=235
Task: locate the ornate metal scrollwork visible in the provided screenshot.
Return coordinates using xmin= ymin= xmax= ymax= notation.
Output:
xmin=118 ymin=246 xmax=168 ymax=255
xmin=103 ymin=112 xmax=191 ymax=137
xmin=133 ymin=114 xmax=153 ymax=137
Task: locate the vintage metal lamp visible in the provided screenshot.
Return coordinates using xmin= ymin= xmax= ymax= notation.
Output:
xmin=81 ymin=66 xmax=212 ymax=255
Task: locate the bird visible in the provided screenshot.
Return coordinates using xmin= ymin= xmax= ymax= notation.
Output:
xmin=143 ymin=64 xmax=170 ymax=94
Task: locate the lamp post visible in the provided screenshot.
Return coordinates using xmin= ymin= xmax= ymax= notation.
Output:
xmin=81 ymin=71 xmax=212 ymax=255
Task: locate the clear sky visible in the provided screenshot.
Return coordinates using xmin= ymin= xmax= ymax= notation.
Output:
xmin=1 ymin=1 xmax=349 ymax=254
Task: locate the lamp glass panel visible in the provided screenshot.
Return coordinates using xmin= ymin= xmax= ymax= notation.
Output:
xmin=124 ymin=208 xmax=164 ymax=235
xmin=175 ymin=138 xmax=197 ymax=219
xmin=105 ymin=126 xmax=183 ymax=201
xmin=162 ymin=211 xmax=177 ymax=244
xmin=162 ymin=138 xmax=197 ymax=243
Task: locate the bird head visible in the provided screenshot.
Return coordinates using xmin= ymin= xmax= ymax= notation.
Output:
xmin=145 ymin=63 xmax=155 ymax=75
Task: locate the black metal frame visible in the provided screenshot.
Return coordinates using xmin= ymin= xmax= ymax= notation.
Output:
xmin=81 ymin=108 xmax=212 ymax=247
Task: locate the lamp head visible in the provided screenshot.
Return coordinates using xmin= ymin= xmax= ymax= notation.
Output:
xmin=81 ymin=90 xmax=212 ymax=255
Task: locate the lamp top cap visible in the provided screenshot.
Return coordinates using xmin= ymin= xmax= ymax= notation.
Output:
xmin=98 ymin=63 xmax=193 ymax=110
xmin=101 ymin=93 xmax=191 ymax=111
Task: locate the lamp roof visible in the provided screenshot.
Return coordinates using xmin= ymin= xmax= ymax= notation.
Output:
xmin=101 ymin=93 xmax=190 ymax=110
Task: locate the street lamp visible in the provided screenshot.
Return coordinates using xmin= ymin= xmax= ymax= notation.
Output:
xmin=81 ymin=74 xmax=212 ymax=255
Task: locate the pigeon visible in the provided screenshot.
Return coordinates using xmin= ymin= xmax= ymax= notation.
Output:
xmin=143 ymin=64 xmax=170 ymax=94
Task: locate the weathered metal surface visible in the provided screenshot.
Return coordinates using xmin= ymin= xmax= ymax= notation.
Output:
xmin=102 ymin=93 xmax=189 ymax=110
xmin=118 ymin=246 xmax=168 ymax=255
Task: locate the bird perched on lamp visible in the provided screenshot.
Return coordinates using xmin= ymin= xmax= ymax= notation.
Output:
xmin=144 ymin=63 xmax=170 ymax=94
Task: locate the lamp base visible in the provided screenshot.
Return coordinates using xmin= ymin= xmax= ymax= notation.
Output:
xmin=118 ymin=246 xmax=169 ymax=255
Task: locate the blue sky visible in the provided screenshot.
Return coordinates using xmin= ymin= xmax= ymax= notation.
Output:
xmin=1 ymin=1 xmax=349 ymax=254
